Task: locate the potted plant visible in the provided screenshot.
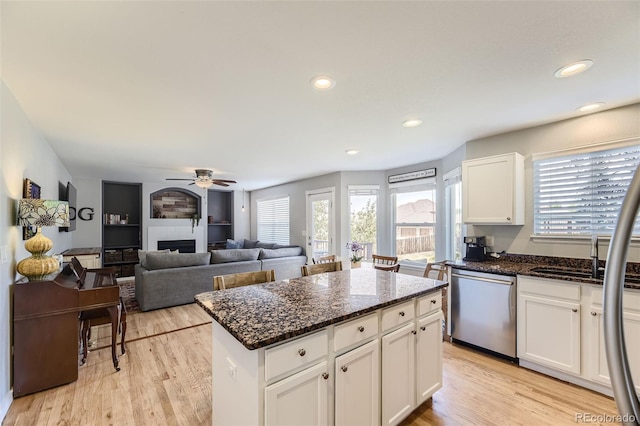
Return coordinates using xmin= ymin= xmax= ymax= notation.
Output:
xmin=190 ymin=213 xmax=200 ymax=233
xmin=346 ymin=241 xmax=364 ymax=268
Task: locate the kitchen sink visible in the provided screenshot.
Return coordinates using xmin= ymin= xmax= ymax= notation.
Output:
xmin=530 ymin=267 xmax=640 ymax=284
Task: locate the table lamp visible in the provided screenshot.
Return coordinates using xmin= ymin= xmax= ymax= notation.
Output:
xmin=17 ymin=198 xmax=70 ymax=281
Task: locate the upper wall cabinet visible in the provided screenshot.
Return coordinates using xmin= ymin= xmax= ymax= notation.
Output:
xmin=462 ymin=152 xmax=525 ymax=225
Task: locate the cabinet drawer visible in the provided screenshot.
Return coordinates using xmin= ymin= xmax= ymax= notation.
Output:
xmin=381 ymin=300 xmax=415 ymax=332
xmin=334 ymin=313 xmax=378 ymax=352
xmin=518 ymin=276 xmax=580 ymax=301
xmin=265 ymin=330 xmax=328 ymax=382
xmin=417 ymin=290 xmax=442 ymax=317
xmin=591 ymin=286 xmax=640 ymax=312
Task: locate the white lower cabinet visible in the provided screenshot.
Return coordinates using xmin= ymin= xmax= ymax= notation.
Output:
xmin=382 ymin=323 xmax=416 ymax=425
xmin=416 ymin=312 xmax=443 ymax=405
xmin=335 ymin=339 xmax=380 ymax=426
xmin=265 ymin=361 xmax=329 ymax=426
xmin=586 ymin=286 xmax=640 ymax=394
xmin=518 ymin=276 xmax=640 ymax=397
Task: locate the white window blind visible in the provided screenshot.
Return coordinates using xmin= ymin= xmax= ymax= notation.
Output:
xmin=533 ymin=145 xmax=640 ymax=235
xmin=257 ymin=196 xmax=290 ymax=245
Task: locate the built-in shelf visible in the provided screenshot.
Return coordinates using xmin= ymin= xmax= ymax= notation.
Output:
xmin=207 ymin=190 xmax=234 ymax=248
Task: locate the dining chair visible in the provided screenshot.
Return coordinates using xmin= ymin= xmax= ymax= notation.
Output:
xmin=214 ymin=269 xmax=276 ymax=290
xmin=301 ymin=261 xmax=343 ymax=276
xmin=312 ymin=254 xmax=336 ymax=264
xmin=423 ymin=261 xmax=448 ymax=281
xmin=372 ymin=254 xmax=400 ymax=272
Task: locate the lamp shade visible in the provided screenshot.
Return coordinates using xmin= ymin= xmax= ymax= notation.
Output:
xmin=18 ymin=199 xmax=70 ymax=228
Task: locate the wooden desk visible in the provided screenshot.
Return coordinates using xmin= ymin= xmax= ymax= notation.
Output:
xmin=12 ymin=265 xmax=121 ymax=397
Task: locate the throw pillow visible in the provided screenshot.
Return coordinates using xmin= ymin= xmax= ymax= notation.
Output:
xmin=210 ymin=248 xmax=261 ymax=264
xmin=138 ymin=249 xmax=170 ymax=268
xmin=226 ymin=239 xmax=244 ymax=249
xmin=243 ymin=239 xmax=259 ymax=248
xmin=258 ymin=246 xmax=303 ymax=259
xmin=256 ymin=242 xmax=276 ymax=249
xmin=145 ymin=252 xmax=211 ymax=270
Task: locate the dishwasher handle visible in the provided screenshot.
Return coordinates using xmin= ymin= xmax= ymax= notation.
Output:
xmin=451 ymin=273 xmax=514 ymax=286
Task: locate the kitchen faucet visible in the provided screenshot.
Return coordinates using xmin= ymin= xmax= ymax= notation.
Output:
xmin=591 ymin=235 xmax=599 ymax=279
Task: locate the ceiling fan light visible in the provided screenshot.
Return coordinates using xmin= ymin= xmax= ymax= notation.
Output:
xmin=195 ymin=180 xmax=213 ymax=188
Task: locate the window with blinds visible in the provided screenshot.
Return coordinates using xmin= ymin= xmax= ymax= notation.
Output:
xmin=257 ymin=196 xmax=290 ymax=245
xmin=533 ymin=144 xmax=640 ymax=236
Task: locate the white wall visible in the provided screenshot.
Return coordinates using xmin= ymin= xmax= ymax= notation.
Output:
xmin=70 ymin=177 xmax=102 ymax=248
xmin=464 ymin=103 xmax=640 ymax=261
xmin=0 ymin=81 xmax=73 ymax=418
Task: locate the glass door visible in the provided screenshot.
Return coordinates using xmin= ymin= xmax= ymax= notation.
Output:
xmin=306 ymin=189 xmax=335 ymax=262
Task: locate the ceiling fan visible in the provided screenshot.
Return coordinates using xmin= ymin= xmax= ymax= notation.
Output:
xmin=166 ymin=169 xmax=237 ymax=188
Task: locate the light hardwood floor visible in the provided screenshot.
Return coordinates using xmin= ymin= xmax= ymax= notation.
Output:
xmin=4 ymin=304 xmax=620 ymax=425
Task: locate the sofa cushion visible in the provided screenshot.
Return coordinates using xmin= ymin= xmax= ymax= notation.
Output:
xmin=211 ymin=248 xmax=261 ymax=264
xmin=145 ymin=252 xmax=211 ymax=270
xmin=138 ymin=249 xmax=170 ymax=268
xmin=243 ymin=239 xmax=259 ymax=248
xmin=256 ymin=242 xmax=276 ymax=249
xmin=258 ymin=246 xmax=303 ymax=259
xmin=226 ymin=239 xmax=244 ymax=249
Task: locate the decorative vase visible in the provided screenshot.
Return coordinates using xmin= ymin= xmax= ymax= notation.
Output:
xmin=351 ymin=261 xmax=361 ymax=269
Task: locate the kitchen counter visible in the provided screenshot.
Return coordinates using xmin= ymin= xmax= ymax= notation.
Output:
xmin=446 ymin=253 xmax=640 ymax=290
xmin=195 ymin=267 xmax=448 ymax=349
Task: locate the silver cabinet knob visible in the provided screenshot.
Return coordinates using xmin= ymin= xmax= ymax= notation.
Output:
xmin=341 ymin=365 xmax=348 ymax=372
xmin=298 ymin=349 xmax=306 ymax=357
xmin=507 ymin=217 xmax=511 ymax=221
xmin=399 ymin=311 xmax=405 ymax=317
xmin=431 ymin=299 xmax=437 ymax=304
xmin=572 ymin=308 xmax=578 ymax=313
xmin=591 ymin=312 xmax=597 ymax=316
xmin=411 ymin=330 xmax=417 ymax=335
xmin=420 ymin=326 xmax=426 ymax=331
xmin=357 ymin=326 xmax=365 ymax=332
xmin=322 ymin=373 xmax=329 ymax=380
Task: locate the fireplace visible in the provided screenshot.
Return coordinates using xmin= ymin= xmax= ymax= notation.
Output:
xmin=158 ymin=239 xmax=196 ymax=253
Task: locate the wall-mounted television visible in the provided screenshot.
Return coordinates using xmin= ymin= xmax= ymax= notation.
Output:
xmin=59 ymin=181 xmax=77 ymax=232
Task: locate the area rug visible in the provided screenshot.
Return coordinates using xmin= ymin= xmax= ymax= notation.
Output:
xmin=118 ymin=277 xmax=140 ymax=313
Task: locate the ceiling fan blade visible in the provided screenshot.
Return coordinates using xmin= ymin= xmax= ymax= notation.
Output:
xmin=213 ymin=182 xmax=230 ymax=187
xmin=166 ymin=178 xmax=196 ymax=181
xmin=211 ymin=179 xmax=237 ymax=183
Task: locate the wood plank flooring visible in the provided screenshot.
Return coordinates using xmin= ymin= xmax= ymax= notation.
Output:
xmin=4 ymin=303 xmax=621 ymax=425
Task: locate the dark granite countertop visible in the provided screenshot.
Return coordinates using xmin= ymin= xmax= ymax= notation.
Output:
xmin=194 ymin=268 xmax=448 ymax=350
xmin=445 ymin=253 xmax=640 ymax=290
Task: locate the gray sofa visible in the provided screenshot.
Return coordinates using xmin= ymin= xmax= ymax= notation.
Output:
xmin=134 ymin=246 xmax=307 ymax=311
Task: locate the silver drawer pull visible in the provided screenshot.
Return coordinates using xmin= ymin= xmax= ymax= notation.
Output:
xmin=411 ymin=330 xmax=417 ymax=335
xmin=298 ymin=349 xmax=306 ymax=357
xmin=591 ymin=312 xmax=598 ymax=316
xmin=431 ymin=299 xmax=437 ymax=304
xmin=420 ymin=326 xmax=426 ymax=331
xmin=399 ymin=311 xmax=405 ymax=317
xmin=357 ymin=326 xmax=365 ymax=332
xmin=322 ymin=373 xmax=329 ymax=380
xmin=341 ymin=365 xmax=348 ymax=372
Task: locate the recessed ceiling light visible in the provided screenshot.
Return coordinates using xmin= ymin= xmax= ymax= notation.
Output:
xmin=311 ymin=75 xmax=336 ymax=90
xmin=345 ymin=149 xmax=359 ymax=155
xmin=402 ymin=119 xmax=422 ymax=128
xmin=576 ymin=102 xmax=605 ymax=113
xmin=554 ymin=60 xmax=594 ymax=78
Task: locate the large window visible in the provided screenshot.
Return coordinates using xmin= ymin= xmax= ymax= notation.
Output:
xmin=257 ymin=196 xmax=290 ymax=245
xmin=444 ymin=169 xmax=463 ymax=261
xmin=348 ymin=185 xmax=378 ymax=261
xmin=533 ymin=143 xmax=640 ymax=236
xmin=391 ymin=179 xmax=437 ymax=264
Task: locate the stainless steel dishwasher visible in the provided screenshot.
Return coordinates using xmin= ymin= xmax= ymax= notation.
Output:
xmin=450 ymin=268 xmax=517 ymax=359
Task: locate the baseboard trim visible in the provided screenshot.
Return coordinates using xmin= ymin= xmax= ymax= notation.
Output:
xmin=518 ymin=359 xmax=613 ymax=397
xmin=0 ymin=389 xmax=13 ymax=422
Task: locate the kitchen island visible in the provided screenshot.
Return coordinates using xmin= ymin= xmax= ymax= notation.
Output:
xmin=195 ymin=268 xmax=448 ymax=426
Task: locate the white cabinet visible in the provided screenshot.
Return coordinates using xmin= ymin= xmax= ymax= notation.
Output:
xmin=586 ymin=286 xmax=640 ymax=394
xmin=335 ymin=340 xmax=380 ymax=426
xmin=265 ymin=361 xmax=329 ymax=426
xmin=462 ymin=152 xmax=525 ymax=225
xmin=381 ymin=291 xmax=443 ymax=426
xmin=416 ymin=312 xmax=443 ymax=405
xmin=382 ymin=323 xmax=416 ymax=425
xmin=517 ymin=276 xmax=581 ymax=375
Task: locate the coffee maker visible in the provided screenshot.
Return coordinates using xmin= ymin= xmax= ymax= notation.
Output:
xmin=464 ymin=236 xmax=487 ymax=261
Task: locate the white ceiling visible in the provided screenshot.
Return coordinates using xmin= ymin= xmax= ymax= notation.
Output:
xmin=2 ymin=1 xmax=639 ymax=191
